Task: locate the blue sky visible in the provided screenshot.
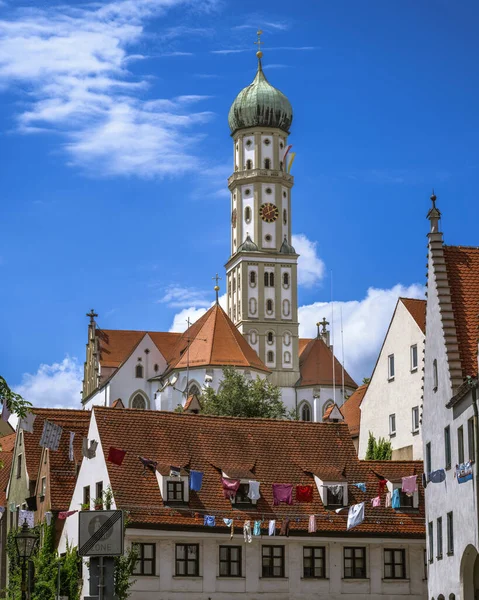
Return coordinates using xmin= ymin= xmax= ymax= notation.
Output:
xmin=1 ymin=0 xmax=478 ymax=408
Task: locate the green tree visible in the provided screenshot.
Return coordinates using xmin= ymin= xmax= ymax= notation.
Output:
xmin=0 ymin=375 xmax=32 ymax=419
xmin=201 ymin=367 xmax=287 ymax=419
xmin=362 ymin=377 xmax=371 ymax=385
xmin=60 ymin=542 xmax=82 ymax=600
xmin=365 ymin=431 xmax=392 ymax=460
xmin=32 ymin=523 xmax=57 ymax=600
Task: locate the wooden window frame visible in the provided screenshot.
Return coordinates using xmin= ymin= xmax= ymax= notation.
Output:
xmin=219 ymin=545 xmax=242 ymax=577
xmin=303 ymin=546 xmax=325 ymax=578
xmin=132 ymin=543 xmax=156 ymax=576
xmin=344 ymin=546 xmax=366 ymax=579
xmin=261 ymin=545 xmax=285 ymax=578
xmin=167 ymin=480 xmax=185 ymax=503
xmin=384 ymin=548 xmax=406 ymax=579
xmin=175 ymin=543 xmax=199 ymax=577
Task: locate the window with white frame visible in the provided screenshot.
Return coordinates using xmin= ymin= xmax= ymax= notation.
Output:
xmin=387 ymin=481 xmax=419 ymax=509
xmin=315 ymin=477 xmax=347 ymax=508
xmin=389 ymin=414 xmax=396 ymax=436
xmin=388 ymin=354 xmax=395 ymax=380
xmin=412 ymin=407 xmax=419 ymax=433
xmin=410 ymin=344 xmax=418 ymax=371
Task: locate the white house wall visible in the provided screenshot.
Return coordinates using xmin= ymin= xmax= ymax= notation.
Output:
xmin=358 ymin=302 xmax=424 ymax=460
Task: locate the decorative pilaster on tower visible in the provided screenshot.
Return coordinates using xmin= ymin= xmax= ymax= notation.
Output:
xmin=224 ymin=32 xmax=300 ymax=389
xmin=426 ymin=192 xmax=463 ymax=393
xmin=82 ymin=309 xmax=100 ymax=400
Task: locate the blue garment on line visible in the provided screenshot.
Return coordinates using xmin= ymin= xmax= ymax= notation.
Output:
xmin=391 ymin=488 xmax=400 ymax=509
xmin=354 ymin=483 xmax=366 ymax=492
xmin=428 ymin=469 xmax=446 ymax=484
xmin=253 ymin=520 xmax=261 ymax=536
xmin=204 ymin=515 xmax=215 ymax=527
xmin=190 ymin=470 xmax=204 ymax=491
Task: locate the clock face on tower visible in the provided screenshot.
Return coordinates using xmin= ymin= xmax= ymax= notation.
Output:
xmin=259 ymin=203 xmax=279 ymax=223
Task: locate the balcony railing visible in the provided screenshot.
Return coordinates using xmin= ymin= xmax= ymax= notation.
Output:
xmin=228 ymin=169 xmax=294 ymax=187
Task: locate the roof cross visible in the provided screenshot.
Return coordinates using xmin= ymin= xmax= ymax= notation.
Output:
xmin=212 ymin=273 xmax=222 ymax=304
xmin=254 ymin=29 xmax=264 ymax=58
xmin=316 ymin=317 xmax=329 ymax=337
xmin=86 ymin=309 xmax=98 ymax=323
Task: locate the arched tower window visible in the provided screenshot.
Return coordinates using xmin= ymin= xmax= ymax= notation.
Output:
xmin=264 ymin=272 xmax=269 ymax=287
xmin=283 ymin=209 xmax=287 ymax=225
xmin=266 ymin=299 xmax=273 ymax=314
xmin=279 ymin=161 xmax=283 ymax=170
xmin=246 ymin=159 xmax=252 ymax=170
xmin=264 ymin=158 xmax=271 ymax=169
xmin=301 ymin=403 xmax=312 ymax=422
xmin=267 ymin=331 xmax=274 ymax=344
xmin=188 ymin=383 xmax=201 ymax=396
xmin=267 ymin=351 xmax=274 ymax=363
xmin=269 ymin=273 xmax=274 ymax=287
xmin=245 ymin=206 xmax=251 ymax=223
xmin=135 ymin=364 xmax=143 ymax=378
xmin=284 ymin=351 xmax=291 ymax=364
xmin=249 ymin=271 xmax=256 ymax=286
xmin=130 ymin=393 xmax=148 ymax=410
xmin=283 ymin=272 xmax=290 ymax=287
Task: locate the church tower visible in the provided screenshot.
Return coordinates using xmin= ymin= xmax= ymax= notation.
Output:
xmin=225 ymin=33 xmax=300 ymax=392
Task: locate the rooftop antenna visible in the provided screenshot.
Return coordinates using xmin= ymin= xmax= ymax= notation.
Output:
xmin=340 ymin=304 xmax=345 ymax=401
xmin=331 ymin=270 xmax=335 ymax=406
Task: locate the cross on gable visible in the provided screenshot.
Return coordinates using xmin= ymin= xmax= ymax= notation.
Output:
xmin=86 ymin=309 xmax=98 ymax=323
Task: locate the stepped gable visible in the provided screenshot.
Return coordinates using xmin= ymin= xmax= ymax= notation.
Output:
xmin=443 ymin=246 xmax=479 ymax=378
xmin=296 ymin=337 xmax=357 ymax=389
xmin=94 ymin=406 xmax=424 ymax=537
xmin=166 ymin=304 xmax=269 ymax=374
xmin=341 ymin=384 xmax=368 ymax=437
xmin=97 ymin=329 xmax=180 ymax=369
xmin=400 ymin=298 xmax=426 ymax=334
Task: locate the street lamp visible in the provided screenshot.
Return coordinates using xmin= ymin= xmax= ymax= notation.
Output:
xmin=15 ymin=520 xmax=38 ymax=600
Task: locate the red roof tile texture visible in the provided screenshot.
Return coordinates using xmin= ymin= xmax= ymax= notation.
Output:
xmin=0 ymin=451 xmax=13 ymax=506
xmin=297 ymin=337 xmax=357 ymax=389
xmin=95 ymin=407 xmax=424 ymax=537
xmin=443 ymin=246 xmax=479 ymax=378
xmin=400 ymin=298 xmax=426 ymax=334
xmin=1 ymin=433 xmax=17 ymax=453
xmin=341 ymin=384 xmax=368 ymax=437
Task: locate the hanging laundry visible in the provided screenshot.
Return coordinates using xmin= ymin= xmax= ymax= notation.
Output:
xmin=268 ymin=520 xmax=276 ymax=536
xmin=280 ymin=517 xmax=290 ymax=537
xmin=222 ymin=478 xmax=241 ymax=499
xmin=83 ymin=438 xmax=98 ymax=459
xmin=253 ymin=520 xmax=261 ymax=536
xmin=170 ymin=466 xmax=181 ymax=477
xmin=308 ymin=515 xmax=317 ymax=533
xmin=347 ymin=502 xmax=365 ymax=530
xmin=296 ymin=484 xmax=313 ymax=502
xmin=190 ymin=470 xmax=204 ymax=491
xmin=402 ymin=475 xmax=417 ymax=494
xmin=247 ymin=480 xmax=261 ymax=500
xmin=378 ymin=478 xmax=387 ymax=494
xmin=139 ymin=456 xmax=158 ymax=474
xmin=391 ymin=488 xmax=400 ymax=509
xmin=335 ymin=507 xmax=347 ymax=513
xmin=243 ymin=520 xmax=252 ymax=543
xmin=354 ymin=482 xmax=366 ymax=493
xmin=428 ymin=469 xmax=446 ymax=484
xmin=59 ymin=510 xmax=77 ymax=520
xmin=371 ymin=496 xmax=381 ymax=507
xmin=204 ymin=515 xmax=215 ymax=527
xmin=0 ymin=507 xmax=5 ymax=519
xmin=1 ymin=402 xmax=11 ymax=423
xmin=18 ymin=510 xmax=34 ymax=528
xmin=327 ymin=485 xmax=343 ymax=503
xmin=107 ymin=447 xmax=127 ymax=466
xmin=9 ymin=502 xmax=15 ymax=513
xmin=69 ymin=432 xmax=75 ymax=462
xmin=19 ymin=412 xmax=36 ymax=434
xmin=272 ymin=483 xmax=293 ymax=505
xmin=39 ymin=420 xmax=63 ymax=451
xmin=45 ymin=512 xmax=53 ymax=526
xmin=223 ymin=518 xmax=234 ymax=538
xmin=456 ymin=462 xmax=473 ymax=484
xmin=385 ymin=492 xmax=392 ymax=508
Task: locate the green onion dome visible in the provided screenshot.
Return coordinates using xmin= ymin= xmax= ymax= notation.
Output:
xmin=228 ymin=57 xmax=293 ymax=135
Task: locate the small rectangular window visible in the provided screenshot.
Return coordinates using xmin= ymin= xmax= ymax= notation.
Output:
xmin=458 ymin=426 xmax=465 ymax=464
xmin=83 ymin=485 xmax=90 ymax=508
xmin=233 ymin=483 xmax=252 ymax=506
xmin=344 ymin=547 xmax=366 ymax=579
xmin=175 ymin=544 xmax=199 ymax=577
xmin=398 ymin=488 xmax=414 ymax=509
xmin=433 ymin=359 xmax=438 ymax=392
xmin=410 ymin=344 xmax=418 ymax=371
xmin=40 ymin=477 xmax=46 ymax=499
xmin=428 ymin=522 xmax=434 ymax=563
xmin=412 ymin=407 xmax=419 ymax=433
xmin=219 ymin=546 xmax=242 ymax=577
xmin=303 ymin=547 xmax=325 ymax=578
xmin=16 ymin=455 xmax=22 ymax=479
xmin=167 ymin=481 xmax=185 ymax=503
xmin=261 ymin=545 xmax=285 ymax=578
xmin=326 ymin=486 xmax=344 ymax=507
xmin=95 ymin=481 xmax=103 ymax=508
xmin=468 ymin=417 xmax=475 ymax=462
xmin=388 ymin=354 xmax=395 ymax=380
xmin=384 ymin=548 xmax=406 ymax=579
xmin=19 ymin=432 xmax=23 ymax=447
xmin=444 ymin=426 xmax=451 ymax=470
xmin=389 ymin=414 xmax=396 ymax=436
xmin=447 ymin=511 xmax=454 ymax=555
xmin=132 ymin=543 xmax=156 ymax=576
xmin=437 ymin=517 xmax=443 ymax=559
xmin=426 ymin=442 xmax=432 ymax=474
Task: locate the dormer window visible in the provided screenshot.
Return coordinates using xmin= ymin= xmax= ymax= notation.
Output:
xmin=156 ymin=470 xmax=190 ymax=505
xmin=233 ymin=483 xmax=252 ymax=506
xmin=387 ymin=481 xmax=419 ymax=509
xmin=314 ymin=475 xmax=348 ymax=508
xmin=326 ymin=486 xmax=344 ymax=507
xmin=167 ymin=480 xmax=185 ymax=503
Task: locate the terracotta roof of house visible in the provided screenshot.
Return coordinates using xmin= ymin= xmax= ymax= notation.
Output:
xmin=443 ymin=245 xmax=479 ymax=378
xmin=296 ymin=337 xmax=357 ymax=389
xmin=166 ymin=304 xmax=269 ymax=374
xmin=1 ymin=433 xmax=17 ymax=453
xmin=322 ymin=404 xmax=344 ymax=422
xmin=365 ymin=460 xmax=424 ymax=485
xmin=111 ymin=399 xmax=124 ymax=409
xmin=94 ymin=407 xmax=424 ymax=537
xmin=298 ymin=338 xmax=312 ymax=355
xmin=0 ymin=451 xmax=13 ymax=506
xmin=400 ymin=298 xmax=426 ymax=334
xmin=341 ymin=384 xmax=368 ymax=437
xmin=97 ymin=329 xmax=180 ymax=369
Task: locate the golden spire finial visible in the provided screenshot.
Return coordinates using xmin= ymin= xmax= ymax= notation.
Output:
xmin=254 ymin=29 xmax=263 ymax=59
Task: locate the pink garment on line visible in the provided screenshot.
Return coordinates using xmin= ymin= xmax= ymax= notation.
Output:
xmin=222 ymin=478 xmax=241 ymax=499
xmin=272 ymin=483 xmax=293 ymax=505
xmin=402 ymin=475 xmax=417 ymax=494
xmin=385 ymin=492 xmax=392 ymax=508
xmin=308 ymin=515 xmax=317 ymax=533
xmin=371 ymin=495 xmax=381 ymax=507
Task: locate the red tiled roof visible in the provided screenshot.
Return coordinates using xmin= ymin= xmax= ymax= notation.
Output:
xmin=443 ymin=246 xmax=479 ymax=378
xmin=0 ymin=452 xmax=13 ymax=506
xmin=298 ymin=339 xmax=312 ymax=356
xmin=297 ymin=337 xmax=357 ymax=389
xmin=97 ymin=330 xmax=180 ymax=369
xmin=166 ymin=304 xmax=269 ymax=374
xmin=1 ymin=433 xmax=16 ymax=453
xmin=94 ymin=407 xmax=424 ymax=537
xmin=341 ymin=384 xmax=368 ymax=437
xmin=400 ymin=298 xmax=426 ymax=334
xmin=365 ymin=460 xmax=423 ymax=484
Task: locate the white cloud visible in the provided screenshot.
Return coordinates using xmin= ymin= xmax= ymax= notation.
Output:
xmin=0 ymin=0 xmax=218 ymax=177
xmin=169 ymin=293 xmax=227 ymax=332
xmin=292 ymin=233 xmax=325 ymax=287
xmin=13 ymin=357 xmax=83 ymax=423
xmin=298 ymin=283 xmax=425 ymax=382
xmin=160 ymin=284 xmax=211 ymax=308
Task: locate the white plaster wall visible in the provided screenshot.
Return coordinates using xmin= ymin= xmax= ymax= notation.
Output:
xmin=279 ymin=386 xmax=296 ymax=410
xmin=123 ymin=529 xmax=426 ymax=600
xmin=242 ymin=194 xmax=254 ymax=241
xmin=422 ymin=241 xmax=478 ymax=599
xmin=262 ymin=220 xmax=276 ymax=249
xmin=358 ymin=302 xmax=425 ymax=460
xmin=247 ymin=328 xmax=259 ymax=355
xmin=243 ymin=136 xmax=255 ymax=168
xmin=278 ymin=137 xmax=287 ymax=167
xmin=296 ymin=386 xmax=353 ymax=422
xmin=261 ymin=135 xmax=273 ymax=165
xmin=83 ymin=386 xmax=108 ymax=410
